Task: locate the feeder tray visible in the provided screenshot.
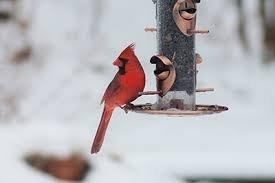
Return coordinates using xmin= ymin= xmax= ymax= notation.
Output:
xmin=126 ymin=103 xmax=228 ymax=117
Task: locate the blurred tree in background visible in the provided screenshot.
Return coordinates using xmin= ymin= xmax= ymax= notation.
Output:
xmin=236 ymin=0 xmax=275 ymax=63
xmin=0 ymin=0 xmax=31 ymax=121
xmin=260 ymin=0 xmax=275 ymax=63
xmin=236 ymin=0 xmax=248 ymax=51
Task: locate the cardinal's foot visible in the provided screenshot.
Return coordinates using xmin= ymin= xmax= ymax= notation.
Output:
xmin=122 ymin=103 xmax=135 ymax=114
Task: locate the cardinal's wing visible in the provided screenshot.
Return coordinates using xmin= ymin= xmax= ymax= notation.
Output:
xmin=101 ymin=73 xmax=121 ymax=104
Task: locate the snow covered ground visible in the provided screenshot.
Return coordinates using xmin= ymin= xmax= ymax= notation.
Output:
xmin=0 ymin=0 xmax=275 ymax=182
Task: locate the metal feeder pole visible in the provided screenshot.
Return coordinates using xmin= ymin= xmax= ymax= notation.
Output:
xmin=154 ymin=0 xmax=199 ymax=111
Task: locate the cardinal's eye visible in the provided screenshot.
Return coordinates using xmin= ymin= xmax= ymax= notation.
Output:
xmin=119 ymin=57 xmax=129 ymax=64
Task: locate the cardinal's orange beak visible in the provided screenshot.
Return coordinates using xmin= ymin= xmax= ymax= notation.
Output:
xmin=113 ymin=59 xmax=123 ymax=67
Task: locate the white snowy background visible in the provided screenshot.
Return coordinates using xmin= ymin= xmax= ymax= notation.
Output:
xmin=0 ymin=0 xmax=275 ymax=182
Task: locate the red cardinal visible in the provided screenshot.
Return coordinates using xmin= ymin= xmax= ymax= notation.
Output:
xmin=91 ymin=43 xmax=145 ymax=154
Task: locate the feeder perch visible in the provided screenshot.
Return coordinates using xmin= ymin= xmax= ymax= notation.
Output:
xmin=129 ymin=0 xmax=228 ymax=116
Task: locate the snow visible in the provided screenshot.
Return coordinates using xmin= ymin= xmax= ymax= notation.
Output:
xmin=0 ymin=0 xmax=275 ymax=182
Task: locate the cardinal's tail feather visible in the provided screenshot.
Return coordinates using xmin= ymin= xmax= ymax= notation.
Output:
xmin=91 ymin=106 xmax=114 ymax=154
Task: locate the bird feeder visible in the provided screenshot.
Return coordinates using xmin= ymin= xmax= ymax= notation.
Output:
xmin=127 ymin=0 xmax=228 ymax=116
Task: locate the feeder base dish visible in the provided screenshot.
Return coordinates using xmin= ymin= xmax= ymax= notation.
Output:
xmin=126 ymin=104 xmax=228 ymax=117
